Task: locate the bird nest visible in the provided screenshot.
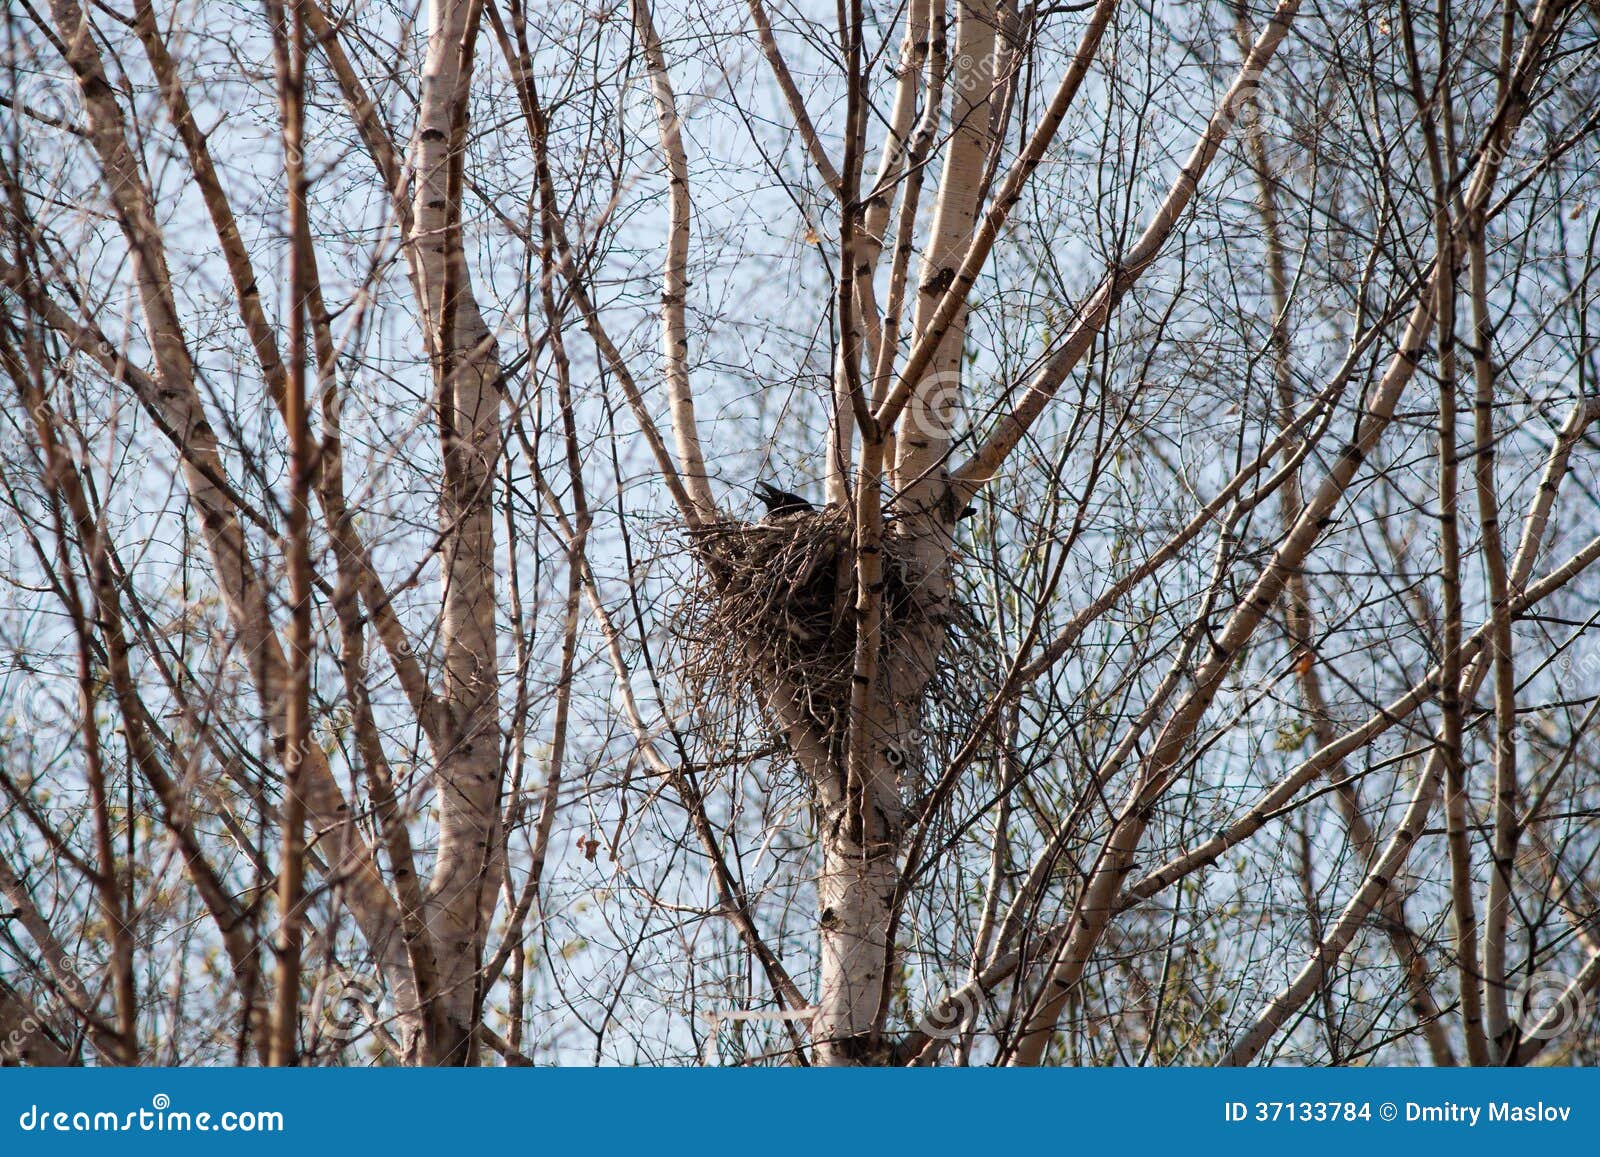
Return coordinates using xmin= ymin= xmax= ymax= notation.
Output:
xmin=676 ymin=505 xmax=930 ymax=728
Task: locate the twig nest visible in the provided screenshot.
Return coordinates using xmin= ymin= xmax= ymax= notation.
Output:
xmin=676 ymin=505 xmax=925 ymax=725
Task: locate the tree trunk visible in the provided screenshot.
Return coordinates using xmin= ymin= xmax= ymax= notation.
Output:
xmin=815 ymin=831 xmax=899 ymax=1064
xmin=412 ymin=0 xmax=503 ymax=1065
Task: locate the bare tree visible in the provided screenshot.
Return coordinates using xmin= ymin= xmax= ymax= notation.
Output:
xmin=2 ymin=0 xmax=1600 ymax=1067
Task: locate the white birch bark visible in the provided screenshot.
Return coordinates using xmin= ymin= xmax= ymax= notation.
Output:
xmin=411 ymin=0 xmax=504 ymax=1064
xmin=811 ymin=1 xmax=1004 ymax=1067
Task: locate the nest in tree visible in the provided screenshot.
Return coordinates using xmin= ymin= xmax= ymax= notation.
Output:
xmin=677 ymin=504 xmax=931 ymax=728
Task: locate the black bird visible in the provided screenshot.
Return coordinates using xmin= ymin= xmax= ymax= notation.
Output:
xmin=754 ymin=481 xmax=814 ymax=517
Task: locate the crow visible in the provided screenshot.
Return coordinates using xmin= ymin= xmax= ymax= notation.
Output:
xmin=754 ymin=481 xmax=814 ymax=516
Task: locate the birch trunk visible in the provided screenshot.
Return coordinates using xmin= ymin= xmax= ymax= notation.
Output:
xmin=412 ymin=0 xmax=504 ymax=1064
xmin=811 ymin=1 xmax=1001 ymax=1067
xmin=815 ymin=833 xmax=900 ymax=1063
